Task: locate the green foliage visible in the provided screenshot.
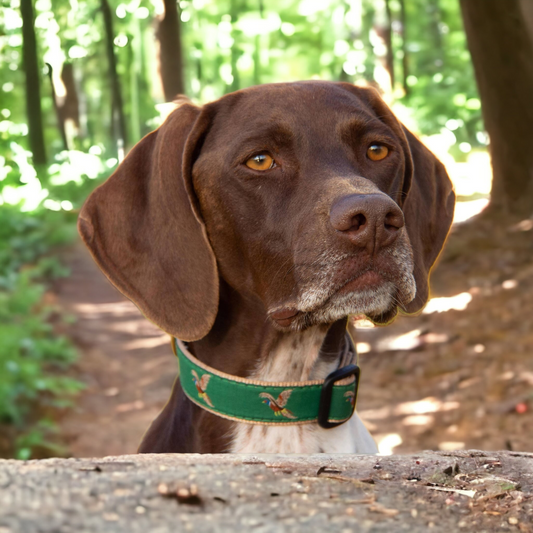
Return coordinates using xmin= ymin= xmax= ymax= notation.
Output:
xmin=174 ymin=0 xmax=485 ymax=153
xmin=0 ymin=0 xmax=488 ymax=458
xmin=0 ymin=205 xmax=85 ymax=458
xmin=1 ymin=0 xmax=485 ymax=163
xmin=399 ymin=0 xmax=484 ymax=155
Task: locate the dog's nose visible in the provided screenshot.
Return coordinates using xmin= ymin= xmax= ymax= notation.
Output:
xmin=330 ymin=194 xmax=404 ymax=253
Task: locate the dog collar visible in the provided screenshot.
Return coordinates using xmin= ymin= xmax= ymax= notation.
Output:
xmin=173 ymin=337 xmax=360 ymax=428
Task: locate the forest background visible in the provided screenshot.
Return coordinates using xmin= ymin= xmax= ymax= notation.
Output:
xmin=1 ymin=0 xmax=532 ymax=459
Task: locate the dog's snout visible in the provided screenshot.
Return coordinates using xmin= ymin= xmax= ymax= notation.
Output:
xmin=330 ymin=194 xmax=404 ymax=253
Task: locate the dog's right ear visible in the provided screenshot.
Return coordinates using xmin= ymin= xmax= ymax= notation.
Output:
xmin=78 ymin=103 xmax=219 ymax=341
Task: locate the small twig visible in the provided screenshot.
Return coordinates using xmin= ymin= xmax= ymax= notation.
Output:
xmin=369 ymin=503 xmax=400 ymax=516
xmin=427 ymin=486 xmax=476 ymax=498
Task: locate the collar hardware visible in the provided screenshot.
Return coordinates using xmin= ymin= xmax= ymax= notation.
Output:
xmin=318 ymin=364 xmax=360 ymax=429
xmin=173 ymin=337 xmax=361 ymax=428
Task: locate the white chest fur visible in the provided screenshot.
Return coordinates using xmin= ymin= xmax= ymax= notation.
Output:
xmin=230 ymin=327 xmax=378 ymax=454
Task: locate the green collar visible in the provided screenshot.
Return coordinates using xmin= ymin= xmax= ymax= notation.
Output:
xmin=174 ymin=337 xmax=360 ymax=429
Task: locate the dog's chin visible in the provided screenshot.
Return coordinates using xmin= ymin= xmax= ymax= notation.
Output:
xmin=270 ymin=282 xmax=400 ymax=331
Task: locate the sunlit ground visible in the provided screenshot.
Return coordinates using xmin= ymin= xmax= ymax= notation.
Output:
xmin=355 ymin=133 xmax=495 ymax=454
xmin=69 ymin=136 xmax=493 ymax=456
xmin=357 ymin=288 xmax=479 ymax=454
xmin=422 ymin=134 xmax=492 ymax=224
xmin=2 ymin=93 xmax=494 ymax=456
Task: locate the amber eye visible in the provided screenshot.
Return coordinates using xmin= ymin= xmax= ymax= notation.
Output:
xmin=245 ymin=153 xmax=275 ymax=171
xmin=367 ymin=144 xmax=389 ymax=161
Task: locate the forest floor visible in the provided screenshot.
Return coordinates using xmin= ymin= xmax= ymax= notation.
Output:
xmin=54 ymin=211 xmax=533 ymax=457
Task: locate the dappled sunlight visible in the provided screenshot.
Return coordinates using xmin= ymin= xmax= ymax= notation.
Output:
xmin=415 ymin=132 xmax=492 ymax=224
xmin=73 ymin=301 xmax=138 ymax=318
xmin=420 ymin=135 xmax=492 ymax=199
xmin=511 ymin=219 xmax=533 ymax=232
xmin=355 ymin=342 xmax=371 ymax=354
xmin=109 ymin=319 xmax=153 ymax=334
xmin=403 ymin=415 xmax=434 ymax=426
xmin=361 ymin=398 xmax=464 ymax=455
xmin=438 ymin=441 xmax=465 ymax=451
xmin=376 ymin=433 xmax=403 ymax=455
xmin=453 ymin=198 xmax=489 ymax=223
xmin=378 ymin=328 xmax=421 ymax=352
xmin=396 ymin=398 xmax=459 ymax=416
xmin=423 ymin=292 xmax=473 ymax=314
xmin=371 ymin=329 xmax=449 ymax=353
xmin=360 ymin=397 xmax=459 ymax=422
xmin=124 ymin=334 xmax=171 ymax=351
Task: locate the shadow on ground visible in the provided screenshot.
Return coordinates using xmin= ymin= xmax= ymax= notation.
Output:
xmin=54 ymin=214 xmax=533 ymax=457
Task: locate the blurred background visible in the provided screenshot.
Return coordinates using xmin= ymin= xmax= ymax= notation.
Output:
xmin=0 ymin=0 xmax=532 ymax=459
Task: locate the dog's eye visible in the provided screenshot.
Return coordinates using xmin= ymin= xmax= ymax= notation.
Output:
xmin=245 ymin=153 xmax=275 ymax=171
xmin=367 ymin=144 xmax=389 ymax=161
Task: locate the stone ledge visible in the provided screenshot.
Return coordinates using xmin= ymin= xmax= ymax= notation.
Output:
xmin=0 ymin=451 xmax=532 ymax=532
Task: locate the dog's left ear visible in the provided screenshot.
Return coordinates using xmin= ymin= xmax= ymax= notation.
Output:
xmin=338 ymin=83 xmax=456 ymax=314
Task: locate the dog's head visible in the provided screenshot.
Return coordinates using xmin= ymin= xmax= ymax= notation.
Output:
xmin=79 ymin=82 xmax=455 ymax=341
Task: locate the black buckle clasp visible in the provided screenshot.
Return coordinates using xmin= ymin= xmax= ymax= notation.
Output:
xmin=318 ymin=364 xmax=360 ymax=429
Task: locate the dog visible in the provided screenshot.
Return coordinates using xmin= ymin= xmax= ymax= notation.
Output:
xmin=79 ymin=81 xmax=455 ymax=454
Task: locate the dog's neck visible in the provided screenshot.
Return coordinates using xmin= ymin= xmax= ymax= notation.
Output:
xmin=188 ymin=281 xmax=349 ymax=383
xmin=138 ymin=281 xmax=377 ymax=454
xmin=184 ymin=283 xmax=377 ymax=454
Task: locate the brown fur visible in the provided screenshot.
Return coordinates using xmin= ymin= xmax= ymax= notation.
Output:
xmin=78 ymin=82 xmax=455 ymax=453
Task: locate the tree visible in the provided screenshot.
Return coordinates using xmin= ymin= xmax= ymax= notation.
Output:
xmin=460 ymin=0 xmax=533 ymax=217
xmin=101 ymin=0 xmax=128 ymax=152
xmin=20 ymin=0 xmax=46 ymax=166
xmin=158 ymin=0 xmax=185 ymax=101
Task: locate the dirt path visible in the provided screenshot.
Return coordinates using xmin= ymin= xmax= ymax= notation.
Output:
xmin=56 ymin=244 xmax=177 ymax=457
xmin=56 ymin=215 xmax=533 ymax=457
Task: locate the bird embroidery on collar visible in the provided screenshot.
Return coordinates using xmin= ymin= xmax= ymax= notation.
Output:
xmin=260 ymin=390 xmax=297 ymax=419
xmin=344 ymin=390 xmax=355 ymax=407
xmin=191 ymin=370 xmax=214 ymax=407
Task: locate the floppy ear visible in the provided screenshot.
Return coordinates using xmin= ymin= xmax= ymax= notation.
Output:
xmin=400 ymin=127 xmax=455 ymax=313
xmin=78 ymin=103 xmax=219 ymax=341
xmin=338 ymin=83 xmax=455 ymax=314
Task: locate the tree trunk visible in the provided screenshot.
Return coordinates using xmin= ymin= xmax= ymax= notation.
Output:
xmin=253 ymin=0 xmax=264 ymax=86
xmin=20 ymin=0 xmax=46 ymax=166
xmin=230 ymin=0 xmax=241 ymax=93
xmin=46 ymin=63 xmax=69 ymax=151
xmin=460 ymin=0 xmax=533 ymax=217
xmin=519 ymin=0 xmax=533 ymax=43
xmin=60 ymin=63 xmax=80 ymax=130
xmin=399 ymin=0 xmax=409 ymax=96
xmin=428 ymin=0 xmax=443 ymax=71
xmin=158 ymin=0 xmax=185 ymax=101
xmin=362 ymin=3 xmax=376 ymax=84
xmin=384 ymin=0 xmax=395 ymax=89
xmin=101 ymin=0 xmax=128 ymax=152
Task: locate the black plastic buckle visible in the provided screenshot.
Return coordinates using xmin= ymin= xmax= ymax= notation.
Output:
xmin=318 ymin=364 xmax=360 ymax=429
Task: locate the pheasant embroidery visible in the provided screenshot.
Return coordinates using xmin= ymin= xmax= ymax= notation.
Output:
xmin=344 ymin=390 xmax=355 ymax=407
xmin=260 ymin=390 xmax=297 ymax=419
xmin=191 ymin=370 xmax=214 ymax=407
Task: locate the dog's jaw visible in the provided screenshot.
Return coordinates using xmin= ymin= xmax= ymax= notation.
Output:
xmin=268 ymin=232 xmax=417 ymax=330
xmin=297 ymin=283 xmax=397 ymax=327
xmin=229 ymin=324 xmax=378 ymax=454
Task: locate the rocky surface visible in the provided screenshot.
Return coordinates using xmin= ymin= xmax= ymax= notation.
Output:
xmin=1 ymin=451 xmax=532 ymax=532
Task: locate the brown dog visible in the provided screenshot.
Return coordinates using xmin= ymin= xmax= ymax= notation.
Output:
xmin=79 ymin=81 xmax=455 ymax=454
